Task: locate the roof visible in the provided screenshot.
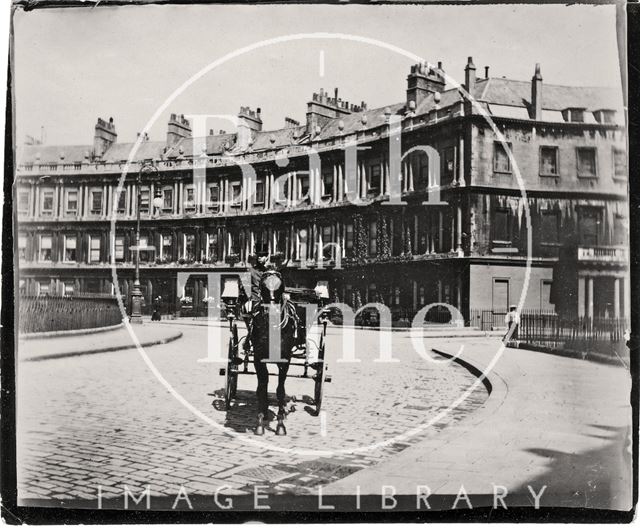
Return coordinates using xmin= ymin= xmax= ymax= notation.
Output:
xmin=16 ymin=76 xmax=624 ymax=168
xmin=316 ymin=102 xmax=406 ymax=140
xmin=250 ymin=125 xmax=306 ymax=151
xmin=102 ymin=140 xmax=167 ymax=162
xmin=475 ymin=78 xmax=622 ymax=112
xmin=16 ymin=144 xmax=92 ymax=165
xmin=165 ymin=133 xmax=238 ymax=158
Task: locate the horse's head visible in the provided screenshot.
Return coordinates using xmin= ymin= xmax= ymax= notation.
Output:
xmin=260 ymin=270 xmax=286 ymax=305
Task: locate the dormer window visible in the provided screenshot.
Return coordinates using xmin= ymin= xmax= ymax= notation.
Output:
xmin=562 ymin=108 xmax=585 ymax=123
xmin=593 ymin=109 xmax=616 ymax=124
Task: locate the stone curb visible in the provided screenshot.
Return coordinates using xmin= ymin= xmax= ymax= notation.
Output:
xmin=22 ymin=331 xmax=183 ymax=362
xmin=431 ymin=347 xmax=494 ymax=395
xmin=19 ymin=322 xmax=125 ymax=340
xmin=323 ymin=346 xmax=510 ymax=495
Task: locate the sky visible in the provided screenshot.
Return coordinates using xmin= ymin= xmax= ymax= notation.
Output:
xmin=13 ymin=3 xmax=623 ymax=147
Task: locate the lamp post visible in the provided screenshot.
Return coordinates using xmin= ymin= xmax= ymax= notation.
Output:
xmin=130 ymin=161 xmax=163 ymax=324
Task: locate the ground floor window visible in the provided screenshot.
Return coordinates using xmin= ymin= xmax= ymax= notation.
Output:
xmin=37 ymin=280 xmax=50 ymax=295
xmin=368 ymin=220 xmax=377 ymax=256
xmin=492 ymin=278 xmax=510 ymax=314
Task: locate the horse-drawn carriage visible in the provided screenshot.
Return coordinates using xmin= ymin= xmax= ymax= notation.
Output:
xmin=219 ymin=269 xmax=331 ymax=435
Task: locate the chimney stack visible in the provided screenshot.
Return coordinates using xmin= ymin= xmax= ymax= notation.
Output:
xmin=237 ymin=106 xmax=263 ymax=149
xmin=93 ymin=117 xmax=117 ymax=159
xmin=463 ymin=57 xmax=477 ymax=115
xmin=464 ymin=57 xmax=476 ymax=94
xmin=484 ymin=66 xmax=490 ymax=79
xmin=284 ymin=117 xmax=300 ymax=128
xmin=531 ymin=63 xmax=543 ymax=120
xmin=406 ymin=61 xmax=445 ymax=109
xmin=167 ymin=113 xmax=192 ymax=147
xmin=305 ymin=87 xmax=366 ymax=135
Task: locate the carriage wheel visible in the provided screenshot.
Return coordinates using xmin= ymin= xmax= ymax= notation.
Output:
xmin=314 ymin=364 xmax=325 ymax=415
xmin=224 ymin=338 xmax=238 ymax=408
xmin=313 ymin=320 xmax=329 ymax=414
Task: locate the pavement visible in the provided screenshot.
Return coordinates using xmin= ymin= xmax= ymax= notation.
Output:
xmin=18 ymin=323 xmax=183 ymax=361
xmin=16 ymin=325 xmax=486 ymax=505
xmin=324 ymin=338 xmax=633 ymax=511
xmin=15 ymin=325 xmax=632 ymax=512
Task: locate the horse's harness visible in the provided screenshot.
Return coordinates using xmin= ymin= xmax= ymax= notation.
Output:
xmin=244 ymin=270 xmax=300 ymax=335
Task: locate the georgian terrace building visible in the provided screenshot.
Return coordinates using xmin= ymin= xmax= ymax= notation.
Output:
xmin=14 ymin=58 xmax=628 ymax=322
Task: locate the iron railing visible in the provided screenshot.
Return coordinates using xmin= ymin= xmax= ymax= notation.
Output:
xmin=519 ymin=313 xmax=629 ymax=347
xmin=18 ymin=294 xmax=122 ymax=334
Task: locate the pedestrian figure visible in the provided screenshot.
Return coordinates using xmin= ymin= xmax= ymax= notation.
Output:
xmin=504 ymin=305 xmax=520 ymax=344
xmin=151 ymin=295 xmax=162 ymax=321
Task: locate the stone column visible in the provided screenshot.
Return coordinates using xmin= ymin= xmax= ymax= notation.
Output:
xmin=149 ymin=182 xmax=155 ymax=217
xmin=438 ymin=210 xmax=443 ymax=253
xmin=587 ymin=277 xmax=594 ymax=320
xmin=408 ymin=162 xmax=414 ymax=192
xmin=624 ymin=276 xmax=631 ymax=320
xmin=458 ymin=135 xmax=465 ymax=186
xmin=614 ymin=277 xmax=621 ymax=319
xmin=456 ymin=205 xmax=463 ymax=256
xmin=173 ymin=182 xmax=178 ymax=214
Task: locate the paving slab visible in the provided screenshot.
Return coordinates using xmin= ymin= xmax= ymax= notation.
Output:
xmin=323 ymin=338 xmax=633 ymax=511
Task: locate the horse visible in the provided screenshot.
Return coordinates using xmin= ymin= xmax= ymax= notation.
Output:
xmin=248 ymin=270 xmax=300 ymax=436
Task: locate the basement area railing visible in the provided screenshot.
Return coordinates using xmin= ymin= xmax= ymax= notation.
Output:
xmin=18 ymin=295 xmax=123 ymax=334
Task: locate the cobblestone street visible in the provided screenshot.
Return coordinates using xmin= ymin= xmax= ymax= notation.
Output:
xmin=17 ymin=323 xmax=487 ymax=503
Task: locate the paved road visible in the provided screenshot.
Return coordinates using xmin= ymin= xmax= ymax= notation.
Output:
xmin=17 ymin=323 xmax=486 ymax=502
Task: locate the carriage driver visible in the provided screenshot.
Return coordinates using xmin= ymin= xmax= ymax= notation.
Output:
xmin=239 ymin=249 xmax=270 ymax=351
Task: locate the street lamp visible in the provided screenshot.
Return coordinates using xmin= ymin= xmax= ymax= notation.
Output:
xmin=129 ymin=161 xmax=163 ymax=324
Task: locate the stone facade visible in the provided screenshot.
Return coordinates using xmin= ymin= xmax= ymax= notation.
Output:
xmin=14 ymin=59 xmax=629 ymax=322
